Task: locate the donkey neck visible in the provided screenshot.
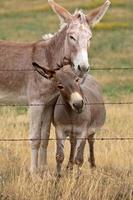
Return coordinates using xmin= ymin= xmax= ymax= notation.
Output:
xmin=46 ymin=26 xmax=68 ymax=69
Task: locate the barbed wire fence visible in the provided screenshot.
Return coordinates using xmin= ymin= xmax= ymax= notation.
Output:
xmin=0 ymin=66 xmax=132 ymax=142
xmin=0 ymin=67 xmax=132 ymax=71
xmin=0 ymin=137 xmax=133 ymax=142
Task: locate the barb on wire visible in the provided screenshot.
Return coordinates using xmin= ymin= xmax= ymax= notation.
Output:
xmin=0 ymin=137 xmax=133 ymax=142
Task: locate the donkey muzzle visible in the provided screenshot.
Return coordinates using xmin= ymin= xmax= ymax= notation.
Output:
xmin=73 ymin=100 xmax=84 ymax=113
xmin=78 ymin=64 xmax=90 ymax=73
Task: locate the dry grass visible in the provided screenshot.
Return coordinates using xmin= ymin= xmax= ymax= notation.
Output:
xmin=0 ymin=105 xmax=133 ymax=200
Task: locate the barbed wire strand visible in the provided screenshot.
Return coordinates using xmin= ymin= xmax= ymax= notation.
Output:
xmin=91 ymin=67 xmax=133 ymax=71
xmin=0 ymin=67 xmax=133 ymax=71
xmin=0 ymin=102 xmax=132 ymax=106
xmin=0 ymin=137 xmax=133 ymax=142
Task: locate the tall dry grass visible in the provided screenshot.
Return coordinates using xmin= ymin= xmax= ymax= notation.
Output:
xmin=0 ymin=105 xmax=133 ymax=200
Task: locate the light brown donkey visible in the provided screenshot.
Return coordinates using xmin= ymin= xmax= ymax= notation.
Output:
xmin=0 ymin=0 xmax=110 ymax=174
xmin=33 ymin=63 xmax=106 ymax=177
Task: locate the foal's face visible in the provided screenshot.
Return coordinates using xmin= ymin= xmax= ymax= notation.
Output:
xmin=55 ymin=66 xmax=84 ymax=113
xmin=32 ymin=62 xmax=84 ymax=113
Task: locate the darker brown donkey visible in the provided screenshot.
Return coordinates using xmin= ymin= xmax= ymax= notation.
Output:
xmin=33 ymin=63 xmax=106 ymax=177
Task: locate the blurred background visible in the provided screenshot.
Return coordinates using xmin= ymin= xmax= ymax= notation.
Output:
xmin=0 ymin=0 xmax=132 ymax=101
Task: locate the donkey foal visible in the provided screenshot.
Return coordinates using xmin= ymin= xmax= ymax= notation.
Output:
xmin=33 ymin=63 xmax=106 ymax=177
xmin=54 ymin=73 xmax=106 ymax=176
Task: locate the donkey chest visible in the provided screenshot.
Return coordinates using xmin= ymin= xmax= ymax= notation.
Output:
xmin=56 ymin=124 xmax=85 ymax=137
xmin=54 ymin=103 xmax=90 ymax=126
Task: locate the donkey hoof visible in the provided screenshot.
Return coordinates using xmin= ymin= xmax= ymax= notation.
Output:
xmin=90 ymin=163 xmax=96 ymax=169
xmin=66 ymin=162 xmax=73 ymax=171
xmin=55 ymin=172 xmax=62 ymax=179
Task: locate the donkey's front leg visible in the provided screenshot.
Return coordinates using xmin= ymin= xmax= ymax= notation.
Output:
xmin=88 ymin=133 xmax=96 ymax=168
xmin=55 ymin=127 xmax=66 ymax=177
xmin=74 ymin=137 xmax=86 ymax=167
xmin=38 ymin=105 xmax=54 ymax=173
xmin=74 ymin=134 xmax=86 ymax=177
xmin=67 ymin=135 xmax=76 ymax=170
xmin=29 ymin=105 xmax=44 ymax=174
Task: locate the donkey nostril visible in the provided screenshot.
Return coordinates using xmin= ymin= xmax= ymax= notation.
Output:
xmin=78 ymin=65 xmax=81 ymax=71
xmin=80 ymin=100 xmax=83 ymax=107
xmin=86 ymin=67 xmax=90 ymax=72
xmin=78 ymin=65 xmax=89 ymax=73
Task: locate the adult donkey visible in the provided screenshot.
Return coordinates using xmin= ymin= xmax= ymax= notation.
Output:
xmin=0 ymin=0 xmax=110 ymax=174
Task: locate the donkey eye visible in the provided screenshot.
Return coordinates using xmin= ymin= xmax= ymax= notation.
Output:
xmin=58 ymin=85 xmax=64 ymax=90
xmin=70 ymin=35 xmax=76 ymax=41
xmin=75 ymin=78 xmax=79 ymax=82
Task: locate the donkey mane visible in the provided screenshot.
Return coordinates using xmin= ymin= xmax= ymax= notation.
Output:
xmin=42 ymin=33 xmax=55 ymax=40
xmin=42 ymin=23 xmax=67 ymax=41
xmin=74 ymin=10 xmax=86 ymax=23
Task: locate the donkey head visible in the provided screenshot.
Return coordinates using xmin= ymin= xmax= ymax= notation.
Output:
xmin=33 ymin=62 xmax=84 ymax=113
xmin=48 ymin=0 xmax=111 ymax=76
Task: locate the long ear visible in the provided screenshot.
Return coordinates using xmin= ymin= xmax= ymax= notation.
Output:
xmin=86 ymin=0 xmax=111 ymax=27
xmin=48 ymin=0 xmax=72 ymax=23
xmin=32 ymin=62 xmax=55 ymax=79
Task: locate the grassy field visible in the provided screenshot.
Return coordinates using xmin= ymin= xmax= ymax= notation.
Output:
xmin=0 ymin=0 xmax=133 ymax=199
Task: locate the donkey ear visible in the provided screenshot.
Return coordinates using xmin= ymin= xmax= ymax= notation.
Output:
xmin=32 ymin=62 xmax=55 ymax=79
xmin=86 ymin=0 xmax=111 ymax=27
xmin=48 ymin=0 xmax=72 ymax=23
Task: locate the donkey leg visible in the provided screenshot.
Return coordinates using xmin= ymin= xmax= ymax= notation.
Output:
xmin=55 ymin=127 xmax=66 ymax=177
xmin=88 ymin=133 xmax=96 ymax=168
xmin=67 ymin=135 xmax=76 ymax=170
xmin=38 ymin=105 xmax=54 ymax=173
xmin=73 ymin=133 xmax=86 ymax=177
xmin=29 ymin=105 xmax=44 ymax=174
xmin=74 ymin=137 xmax=86 ymax=167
